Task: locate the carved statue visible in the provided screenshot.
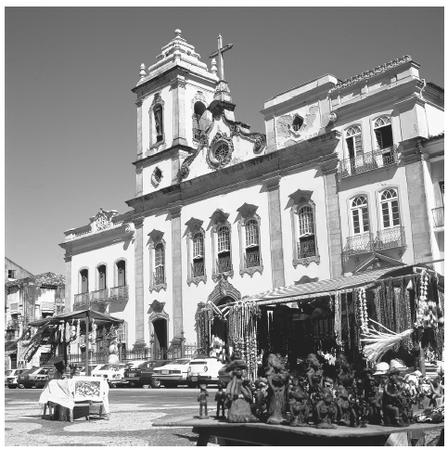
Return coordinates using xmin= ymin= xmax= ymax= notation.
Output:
xmin=253 ymin=377 xmax=269 ymax=420
xmin=288 ymin=381 xmax=310 ymax=427
xmin=265 ymin=354 xmax=289 ymax=425
xmin=335 ymin=385 xmax=352 ymax=426
xmin=225 ymin=359 xmax=257 ymax=423
xmin=197 ymin=383 xmax=209 ymax=419
xmin=315 ymin=387 xmax=338 ymax=429
xmin=215 ymin=384 xmax=227 ymax=419
xmin=382 ymin=369 xmax=408 ymax=427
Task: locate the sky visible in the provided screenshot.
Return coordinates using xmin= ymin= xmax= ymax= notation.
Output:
xmin=5 ymin=6 xmax=444 ymax=276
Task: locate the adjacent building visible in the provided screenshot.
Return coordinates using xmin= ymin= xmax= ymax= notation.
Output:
xmin=59 ymin=31 xmax=444 ymax=360
xmin=4 ymin=259 xmax=65 ymax=368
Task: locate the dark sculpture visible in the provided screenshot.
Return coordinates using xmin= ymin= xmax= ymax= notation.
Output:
xmin=215 ymin=384 xmax=227 ymax=419
xmin=315 ymin=387 xmax=338 ymax=429
xmin=288 ymin=381 xmax=310 ymax=427
xmin=197 ymin=383 xmax=209 ymax=419
xmin=382 ymin=369 xmax=408 ymax=427
xmin=265 ymin=354 xmax=289 ymax=424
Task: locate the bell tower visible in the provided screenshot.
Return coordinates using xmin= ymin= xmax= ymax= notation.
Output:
xmin=131 ymin=30 xmax=218 ymax=198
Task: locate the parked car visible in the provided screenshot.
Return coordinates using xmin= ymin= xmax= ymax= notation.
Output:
xmin=186 ymin=357 xmax=224 ymax=387
xmin=17 ymin=366 xmax=53 ymax=389
xmin=123 ymin=360 xmax=168 ymax=388
xmin=152 ymin=358 xmax=191 ymax=388
xmin=5 ymin=368 xmax=27 ymax=389
xmin=91 ymin=363 xmax=128 ymax=387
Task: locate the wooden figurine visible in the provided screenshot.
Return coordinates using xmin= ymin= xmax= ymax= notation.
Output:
xmin=197 ymin=383 xmax=209 ymax=419
xmin=289 ymin=385 xmax=310 ymax=427
xmin=335 ymin=385 xmax=352 ymax=426
xmin=265 ymin=354 xmax=289 ymax=425
xmin=382 ymin=369 xmax=408 ymax=427
xmin=253 ymin=377 xmax=268 ymax=420
xmin=225 ymin=359 xmax=257 ymax=423
xmin=315 ymin=387 xmax=338 ymax=429
xmin=214 ymin=384 xmax=226 ymax=418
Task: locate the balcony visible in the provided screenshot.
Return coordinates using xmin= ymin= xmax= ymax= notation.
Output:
xmin=375 ymin=226 xmax=406 ymax=251
xmin=245 ymin=248 xmax=261 ymax=268
xmin=109 ymin=285 xmax=129 ymax=302
xmin=73 ymin=292 xmax=90 ymax=309
xmin=192 ymin=260 xmax=205 ymax=277
xmin=338 ymin=146 xmax=398 ymax=180
xmin=432 ymin=206 xmax=444 ymax=230
xmin=217 ymin=254 xmax=232 ymax=274
xmin=342 ymin=232 xmax=374 ymax=257
xmin=90 ymin=288 xmax=109 ymax=303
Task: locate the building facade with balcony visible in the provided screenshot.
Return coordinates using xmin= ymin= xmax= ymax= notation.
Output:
xmin=4 ymin=262 xmax=65 ymax=369
xmin=59 ymin=31 xmax=443 ymax=359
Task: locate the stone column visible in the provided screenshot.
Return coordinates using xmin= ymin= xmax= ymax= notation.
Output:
xmin=170 ymin=206 xmax=183 ymax=339
xmin=134 ymin=217 xmax=145 ymax=345
xmin=171 ymin=75 xmax=187 ymax=147
xmin=321 ymin=159 xmax=343 ymax=278
xmin=265 ymin=176 xmax=285 ymax=288
xmin=402 ymin=141 xmax=432 ymax=263
xmin=136 ymin=166 xmax=143 ymax=197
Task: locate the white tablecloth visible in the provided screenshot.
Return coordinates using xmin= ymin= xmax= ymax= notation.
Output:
xmin=39 ymin=376 xmax=109 ymax=413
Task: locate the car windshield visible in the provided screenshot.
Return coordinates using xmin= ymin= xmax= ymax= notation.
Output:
xmin=173 ymin=359 xmax=190 ymax=365
xmin=98 ymin=365 xmax=110 ymax=370
xmin=189 ymin=361 xmax=206 ymax=365
xmin=5 ymin=370 xmax=13 ymax=376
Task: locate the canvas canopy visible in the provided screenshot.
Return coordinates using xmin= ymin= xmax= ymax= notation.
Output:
xmin=29 ymin=308 xmax=123 ymax=327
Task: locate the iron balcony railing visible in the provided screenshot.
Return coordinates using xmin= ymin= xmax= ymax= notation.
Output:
xmin=375 ymin=226 xmax=406 ymax=251
xmin=109 ymin=285 xmax=129 ymax=301
xmin=153 ymin=267 xmax=165 ymax=286
xmin=432 ymin=206 xmax=444 ymax=228
xmin=192 ymin=260 xmax=205 ymax=277
xmin=245 ymin=248 xmax=261 ymax=268
xmin=90 ymin=288 xmax=109 ymax=303
xmin=74 ymin=292 xmax=90 ymax=308
xmin=297 ymin=239 xmax=317 ymax=259
xmin=338 ymin=146 xmax=398 ymax=180
xmin=217 ymin=254 xmax=232 ymax=274
xmin=343 ymin=232 xmax=374 ymax=256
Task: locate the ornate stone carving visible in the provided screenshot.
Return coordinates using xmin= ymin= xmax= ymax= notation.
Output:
xmin=148 ymin=300 xmax=169 ymax=321
xmin=207 ymin=132 xmax=234 ymax=169
xmin=207 ymin=276 xmax=241 ymax=304
xmin=89 ymin=208 xmax=119 ymax=233
xmin=329 ymin=55 xmax=412 ymax=94
xmin=293 ymin=255 xmax=321 ymax=268
xmin=276 ymin=106 xmax=319 ymax=143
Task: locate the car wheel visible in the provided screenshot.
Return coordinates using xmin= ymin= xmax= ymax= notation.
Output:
xmin=129 ymin=381 xmax=135 ymax=388
xmin=18 ymin=384 xmax=25 ymax=389
xmin=8 ymin=385 xmax=17 ymax=389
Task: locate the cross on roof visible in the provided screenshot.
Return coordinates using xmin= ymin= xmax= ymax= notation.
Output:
xmin=209 ymin=34 xmax=233 ymax=81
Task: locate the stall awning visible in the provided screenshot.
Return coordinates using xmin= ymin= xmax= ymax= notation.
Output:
xmin=242 ymin=267 xmax=405 ymax=307
xmin=29 ymin=309 xmax=123 ymax=327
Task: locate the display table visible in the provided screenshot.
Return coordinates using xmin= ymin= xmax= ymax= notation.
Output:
xmin=156 ymin=418 xmax=444 ymax=446
xmin=39 ymin=376 xmax=109 ymax=421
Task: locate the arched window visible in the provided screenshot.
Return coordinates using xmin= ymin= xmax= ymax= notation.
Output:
xmin=192 ymin=232 xmax=205 ymax=277
xmin=153 ymin=104 xmax=164 ymax=143
xmin=217 ymin=225 xmax=231 ymax=274
xmin=116 ymin=260 xmax=126 ymax=287
xmin=374 ymin=116 xmax=393 ymax=149
xmin=245 ymin=219 xmax=260 ymax=268
xmin=292 ymin=115 xmax=304 ymax=131
xmin=192 ymin=101 xmax=206 ymax=141
xmin=97 ymin=265 xmax=107 ymax=290
xmin=80 ymin=269 xmax=89 ymax=293
xmin=351 ymin=195 xmax=370 ymax=234
xmin=345 ymin=125 xmax=363 ymax=159
xmin=380 ymin=188 xmax=400 ymax=228
xmin=297 ymin=205 xmax=317 ymax=258
xmin=154 ymin=242 xmax=165 ymax=285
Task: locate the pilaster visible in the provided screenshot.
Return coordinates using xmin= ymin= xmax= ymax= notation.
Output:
xmin=171 ymin=76 xmax=188 ymax=146
xmin=64 ymin=255 xmax=72 ymax=312
xmin=169 ymin=206 xmax=183 ymax=338
xmin=133 ymin=217 xmax=145 ymax=345
xmin=136 ymin=99 xmax=143 ymax=159
xmin=265 ymin=176 xmax=285 ymax=288
xmin=321 ymin=160 xmax=343 ymax=278
xmin=404 ymin=147 xmax=432 ymax=263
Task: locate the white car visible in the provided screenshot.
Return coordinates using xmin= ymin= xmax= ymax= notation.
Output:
xmin=5 ymin=368 xmax=26 ymax=389
xmin=152 ymin=358 xmax=191 ymax=388
xmin=186 ymin=357 xmax=224 ymax=387
xmin=91 ymin=363 xmax=127 ymax=387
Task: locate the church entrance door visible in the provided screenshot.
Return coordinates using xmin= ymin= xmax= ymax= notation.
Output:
xmin=152 ymin=318 xmax=168 ymax=360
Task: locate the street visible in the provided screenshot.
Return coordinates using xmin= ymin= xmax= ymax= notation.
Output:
xmin=5 ymin=387 xmax=207 ymax=446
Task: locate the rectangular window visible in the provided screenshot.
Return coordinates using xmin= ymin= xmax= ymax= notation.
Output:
xmin=375 ymin=126 xmax=393 ymax=149
xmin=391 ymin=200 xmax=400 ymax=226
xmin=382 ymin=202 xmax=390 ymax=228
xmin=245 ymin=247 xmax=260 ymax=268
xmin=353 ymin=210 xmax=360 ymax=234
xmin=362 ymin=208 xmax=370 ymax=231
xmin=298 ymin=235 xmax=316 ymax=258
xmin=192 ymin=258 xmax=205 ymax=277
xmin=8 ymin=270 xmax=15 ymax=279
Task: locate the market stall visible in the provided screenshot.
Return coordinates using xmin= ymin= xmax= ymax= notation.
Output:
xmin=28 ymin=308 xmax=124 ymax=376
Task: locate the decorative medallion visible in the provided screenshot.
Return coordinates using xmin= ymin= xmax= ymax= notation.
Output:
xmin=89 ymin=208 xmax=119 ymax=233
xmin=207 ymin=276 xmax=241 ymax=305
xmin=206 ymin=132 xmax=234 ymax=169
xmin=151 ymin=167 xmax=163 ymax=187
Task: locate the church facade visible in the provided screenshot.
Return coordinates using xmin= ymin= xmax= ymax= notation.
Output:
xmin=59 ymin=30 xmax=444 ymax=358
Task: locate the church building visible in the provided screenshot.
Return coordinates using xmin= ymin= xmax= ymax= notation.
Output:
xmin=59 ymin=30 xmax=444 ymax=359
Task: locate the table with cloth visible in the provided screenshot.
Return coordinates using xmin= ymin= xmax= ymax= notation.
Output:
xmin=39 ymin=376 xmax=109 ymax=421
